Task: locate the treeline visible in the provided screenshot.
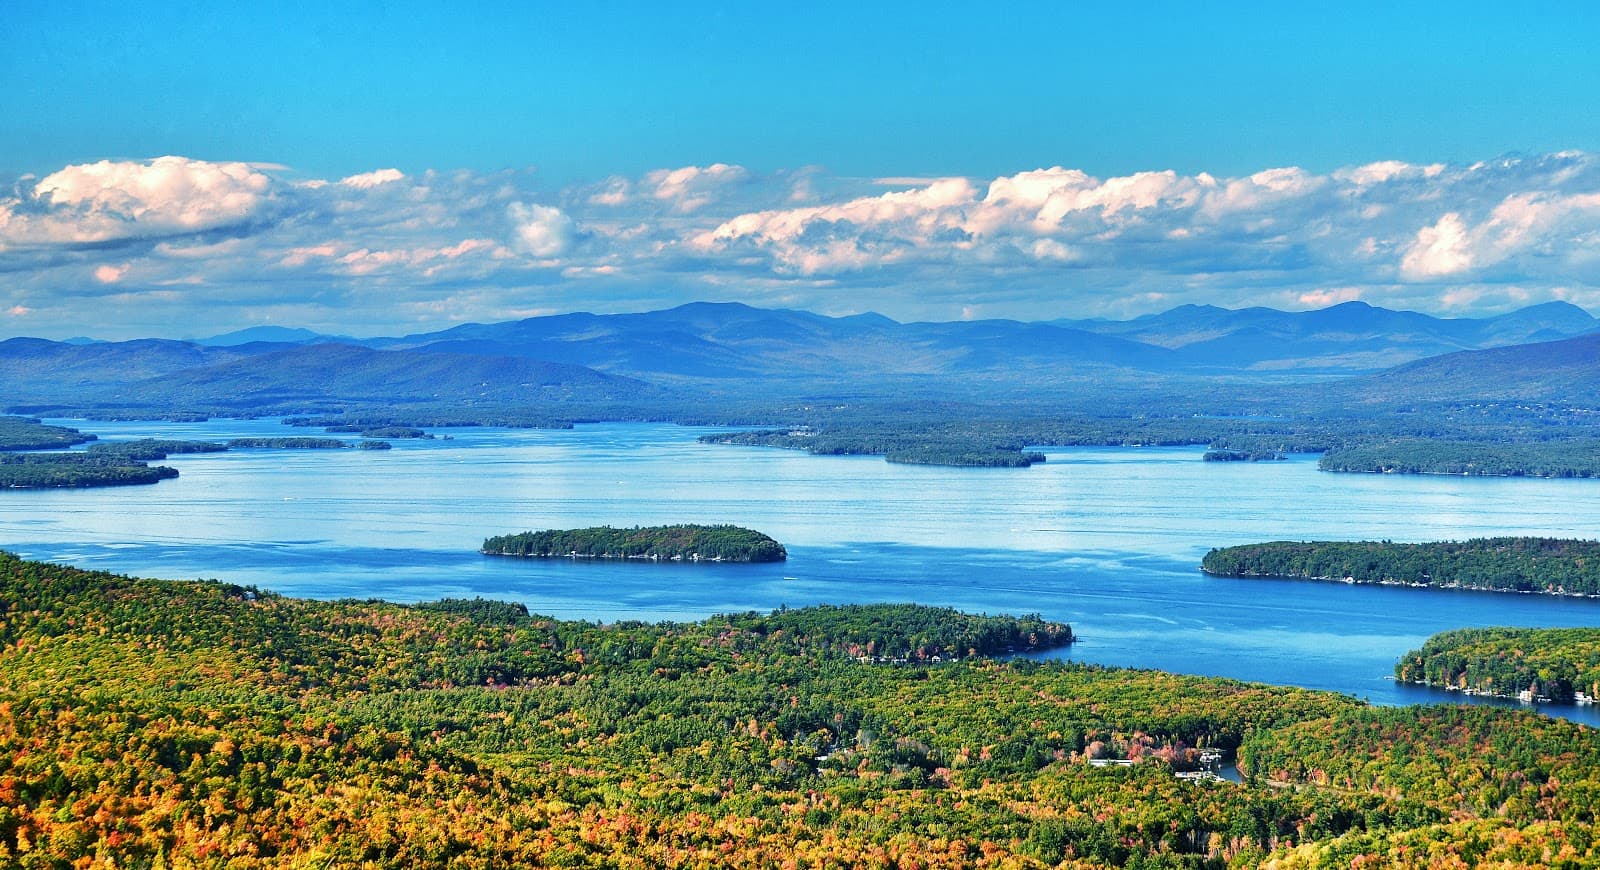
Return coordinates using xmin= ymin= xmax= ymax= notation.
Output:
xmin=699 ymin=428 xmax=1049 ymax=467
xmin=0 ymin=452 xmax=179 ymax=488
xmin=723 ymin=603 xmax=1072 ymax=659
xmin=483 ymin=524 xmax=787 ymax=562
xmin=888 ymin=447 xmax=1047 ymax=467
xmin=87 ymin=438 xmax=227 ymax=460
xmin=323 ymin=424 xmax=433 ymax=439
xmin=226 ymin=437 xmax=348 ymax=449
xmin=695 ymin=398 xmax=1600 ymax=474
xmin=284 ymin=411 xmax=575 ymax=430
xmin=5 ymin=553 xmax=1600 ymax=866
xmin=1203 ymin=448 xmax=1284 ymax=462
xmin=698 ymin=415 xmax=1358 ymax=470
xmin=1395 ymin=627 xmax=1600 ymax=703
xmin=0 ymin=416 xmax=94 ymax=451
xmin=1201 ymin=537 xmax=1600 ymax=596
xmin=1319 ymin=437 xmax=1600 ymax=477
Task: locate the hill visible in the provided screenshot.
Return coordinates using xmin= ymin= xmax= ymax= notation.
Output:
xmin=100 ymin=343 xmax=652 ymax=408
xmin=1060 ymin=300 xmax=1598 ymax=373
xmin=6 ymin=551 xmax=1600 ymax=867
xmin=1 ymin=300 xmax=1597 ymax=420
xmin=0 ymin=341 xmax=650 ymax=414
xmin=0 ymin=337 xmax=253 ymax=403
xmin=1340 ymin=332 xmax=1600 ymax=403
xmin=192 ymin=325 xmax=362 ymax=346
xmin=375 ymin=301 xmax=1178 ymax=381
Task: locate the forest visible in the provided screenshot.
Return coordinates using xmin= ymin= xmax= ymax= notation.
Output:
xmin=2 ymin=552 xmax=1599 ymax=867
xmin=1395 ymin=627 xmax=1600 ymax=703
xmin=225 ymin=437 xmax=350 ymax=449
xmin=483 ymin=524 xmax=788 ymax=563
xmin=1201 ymin=537 xmax=1600 ymax=596
xmin=0 ymin=416 xmax=94 ymax=451
xmin=695 ymin=400 xmax=1600 ymax=473
xmin=0 ymin=451 xmax=179 ymax=488
xmin=1318 ymin=438 xmax=1600 ymax=477
xmin=87 ymin=439 xmax=228 ymax=460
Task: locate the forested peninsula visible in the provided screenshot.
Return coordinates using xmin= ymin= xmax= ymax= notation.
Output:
xmin=483 ymin=524 xmax=787 ymax=562
xmin=1395 ymin=627 xmax=1600 ymax=703
xmin=0 ymin=452 xmax=179 ymax=488
xmin=0 ymin=416 xmax=395 ymax=489
xmin=0 ymin=416 xmax=94 ymax=451
xmin=1201 ymin=538 xmax=1600 ymax=596
xmin=1318 ymin=438 xmax=1600 ymax=478
xmin=4 ymin=552 xmax=1600 ymax=866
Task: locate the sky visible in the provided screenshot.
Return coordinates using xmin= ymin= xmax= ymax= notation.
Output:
xmin=4 ymin=1 xmax=1600 ymax=339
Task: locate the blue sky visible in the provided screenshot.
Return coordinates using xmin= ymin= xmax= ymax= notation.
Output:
xmin=4 ymin=2 xmax=1600 ymax=338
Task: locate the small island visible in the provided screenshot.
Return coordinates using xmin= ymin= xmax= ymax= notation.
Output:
xmin=88 ymin=438 xmax=228 ymax=460
xmin=483 ymin=524 xmax=787 ymax=563
xmin=226 ymin=437 xmax=349 ymax=449
xmin=698 ymin=430 xmax=1047 ymax=468
xmin=0 ymin=452 xmax=179 ymax=488
xmin=1396 ymin=627 xmax=1600 ymax=704
xmin=1201 ymin=537 xmax=1600 ymax=596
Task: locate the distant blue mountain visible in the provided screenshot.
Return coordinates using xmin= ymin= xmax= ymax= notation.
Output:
xmin=194 ymin=326 xmax=356 ymax=346
xmin=368 ymin=299 xmax=1595 ymax=380
xmin=1 ymin=299 xmax=1594 ymax=411
xmin=1343 ymin=331 xmax=1600 ymax=403
xmin=371 ymin=301 xmax=1177 ymax=380
xmin=1055 ymin=300 xmax=1597 ymax=372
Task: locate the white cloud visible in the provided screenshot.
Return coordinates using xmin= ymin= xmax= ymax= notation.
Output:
xmin=1401 ymin=213 xmax=1474 ymax=279
xmin=1297 ymin=287 xmax=1364 ymax=307
xmin=1201 ymin=167 xmax=1323 ymax=218
xmin=339 ymin=168 xmax=405 ymax=189
xmin=508 ymin=202 xmax=575 ymax=257
xmin=643 ymin=163 xmax=748 ymax=212
xmin=5 ymin=150 xmax=1600 ymax=338
xmin=588 ymin=177 xmax=631 ymax=206
xmin=0 ymin=156 xmax=278 ymax=247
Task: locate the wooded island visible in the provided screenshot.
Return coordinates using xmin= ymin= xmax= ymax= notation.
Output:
xmin=483 ymin=524 xmax=788 ymax=562
xmin=1201 ymin=537 xmax=1600 ymax=596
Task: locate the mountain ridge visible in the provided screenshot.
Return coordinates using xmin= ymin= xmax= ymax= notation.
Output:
xmin=1 ymin=299 xmax=1594 ymax=413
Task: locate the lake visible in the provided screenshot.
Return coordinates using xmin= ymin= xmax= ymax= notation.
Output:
xmin=6 ymin=418 xmax=1600 ymax=722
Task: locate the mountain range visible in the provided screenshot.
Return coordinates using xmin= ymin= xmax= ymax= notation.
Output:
xmin=276 ymin=298 xmax=1600 ymax=379
xmin=1 ymin=300 xmax=1595 ymax=411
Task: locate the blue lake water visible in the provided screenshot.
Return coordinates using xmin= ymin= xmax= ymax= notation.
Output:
xmin=6 ymin=418 xmax=1600 ymax=723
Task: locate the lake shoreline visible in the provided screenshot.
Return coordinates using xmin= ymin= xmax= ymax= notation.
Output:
xmin=1200 ymin=568 xmax=1600 ymax=600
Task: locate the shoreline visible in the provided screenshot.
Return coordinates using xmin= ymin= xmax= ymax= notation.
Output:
xmin=1396 ymin=678 xmax=1597 ymax=708
xmin=1200 ymin=568 xmax=1600 ymax=600
xmin=482 ymin=549 xmax=778 ymax=563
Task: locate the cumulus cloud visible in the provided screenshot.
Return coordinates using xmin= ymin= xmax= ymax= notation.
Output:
xmin=0 ymin=156 xmax=278 ymax=248
xmin=339 ymin=168 xmax=405 ymax=189
xmin=4 ymin=150 xmax=1600 ymax=338
xmin=1401 ymin=213 xmax=1474 ymax=279
xmin=644 ymin=163 xmax=748 ymax=212
xmin=509 ymin=202 xmax=575 ymax=257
